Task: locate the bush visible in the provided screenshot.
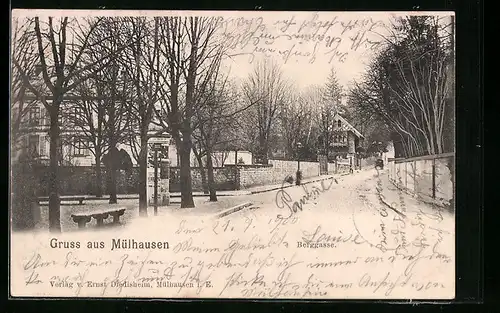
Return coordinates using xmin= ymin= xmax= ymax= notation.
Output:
xmin=11 ymin=150 xmax=40 ymax=230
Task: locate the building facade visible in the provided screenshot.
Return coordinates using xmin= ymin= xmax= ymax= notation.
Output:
xmin=329 ymin=114 xmax=364 ymax=156
xmin=13 ymin=101 xmax=252 ymax=169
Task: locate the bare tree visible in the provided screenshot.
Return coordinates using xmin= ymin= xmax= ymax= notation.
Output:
xmin=59 ymin=18 xmax=134 ymax=200
xmin=351 ymin=16 xmax=453 ymax=157
xmin=153 ymin=16 xmax=225 ymax=208
xmin=119 ymin=17 xmax=164 ymax=216
xmin=349 ymin=16 xmax=453 ymax=158
xmin=62 ymin=72 xmax=132 ymax=198
xmin=13 ymin=16 xmax=128 ymax=232
xmin=97 ymin=19 xmax=135 ymax=204
xmin=346 ymin=87 xmax=392 ymax=153
xmin=59 ymin=77 xmax=107 ymax=197
xmin=242 ymin=59 xmax=290 ymax=164
xmin=10 ymin=17 xmax=38 ymax=157
xmin=279 ymin=87 xmax=315 ymax=159
xmin=192 ymin=76 xmax=242 ymax=202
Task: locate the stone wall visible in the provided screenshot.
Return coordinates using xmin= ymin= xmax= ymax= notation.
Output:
xmin=270 ymin=159 xmax=320 ymax=179
xmin=29 ymin=157 xmax=377 ymax=196
xmin=237 ymin=159 xmax=320 ymax=189
xmin=169 ymin=167 xmax=237 ymax=192
xmin=388 ymin=153 xmax=454 ymax=208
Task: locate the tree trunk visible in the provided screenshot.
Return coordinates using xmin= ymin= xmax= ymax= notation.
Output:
xmin=138 ymin=130 xmax=148 ymax=216
xmin=94 ymin=150 xmax=103 ymax=198
xmin=108 ymin=147 xmax=118 ymax=204
xmin=194 ymin=151 xmax=208 ymax=194
xmin=108 ymin=75 xmax=118 ymax=204
xmin=179 ymin=136 xmax=195 ymax=208
xmin=262 ymin=140 xmax=269 ymax=164
xmin=206 ymin=148 xmax=217 ymax=202
xmin=258 ymin=134 xmax=269 ymax=164
xmin=48 ymin=107 xmax=61 ymax=233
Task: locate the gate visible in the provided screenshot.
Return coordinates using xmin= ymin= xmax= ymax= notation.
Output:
xmin=318 ymin=155 xmax=328 ymax=175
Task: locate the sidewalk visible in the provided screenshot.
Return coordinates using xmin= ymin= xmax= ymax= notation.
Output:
xmin=74 ymin=173 xmax=346 ymax=200
xmin=165 ymin=170 xmax=371 ymax=217
xmin=246 ymin=174 xmax=337 ymax=194
xmin=160 ymin=174 xmax=347 ymax=218
xmin=169 ymin=174 xmax=338 ymax=198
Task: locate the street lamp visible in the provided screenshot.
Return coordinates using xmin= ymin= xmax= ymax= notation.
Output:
xmin=296 ymin=142 xmax=303 ymax=186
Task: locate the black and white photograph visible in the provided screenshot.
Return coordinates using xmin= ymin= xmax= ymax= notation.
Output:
xmin=10 ymin=9 xmax=455 ymax=299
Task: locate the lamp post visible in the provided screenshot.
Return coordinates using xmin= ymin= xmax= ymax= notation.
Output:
xmin=296 ymin=142 xmax=302 ymax=186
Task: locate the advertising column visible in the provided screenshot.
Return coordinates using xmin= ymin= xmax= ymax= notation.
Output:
xmin=147 ymin=135 xmax=171 ymax=207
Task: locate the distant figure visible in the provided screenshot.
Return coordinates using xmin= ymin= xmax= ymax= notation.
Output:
xmin=349 ymin=166 xmax=354 ymax=174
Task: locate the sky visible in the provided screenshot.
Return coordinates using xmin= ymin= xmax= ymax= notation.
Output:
xmin=11 ymin=10 xmax=454 ymax=92
xmin=214 ymin=11 xmax=454 ymax=91
xmin=217 ymin=11 xmax=395 ymax=90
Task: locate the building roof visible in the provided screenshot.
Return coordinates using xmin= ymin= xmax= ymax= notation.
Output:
xmin=333 ymin=114 xmax=364 ymax=138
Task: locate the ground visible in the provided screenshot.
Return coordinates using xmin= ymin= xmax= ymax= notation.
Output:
xmin=14 ymin=167 xmax=455 ymax=299
xmin=34 ymin=168 xmax=454 ymax=237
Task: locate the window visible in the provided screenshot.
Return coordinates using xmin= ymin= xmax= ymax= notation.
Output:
xmin=29 ymin=107 xmax=40 ymax=126
xmin=39 ymin=135 xmax=48 ymax=157
xmin=74 ymin=138 xmax=87 ymax=156
xmin=72 ymin=107 xmax=83 ymax=125
xmin=337 ymin=120 xmax=342 ymax=128
xmin=28 ymin=135 xmax=39 ymax=155
xmin=40 ymin=107 xmax=47 ymax=126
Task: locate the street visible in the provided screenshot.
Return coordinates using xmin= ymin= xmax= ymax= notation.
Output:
xmin=12 ymin=168 xmax=455 ymax=299
xmin=229 ymin=169 xmax=379 ymax=220
xmin=217 ymin=167 xmax=455 ymax=282
xmin=223 ymin=168 xmax=453 ymax=242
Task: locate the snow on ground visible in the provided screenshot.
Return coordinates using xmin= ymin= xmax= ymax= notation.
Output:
xmin=11 ymin=168 xmax=455 ymax=299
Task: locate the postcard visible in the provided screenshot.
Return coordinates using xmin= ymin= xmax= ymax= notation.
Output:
xmin=10 ymin=9 xmax=456 ymax=299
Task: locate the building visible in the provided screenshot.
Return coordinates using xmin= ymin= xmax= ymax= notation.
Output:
xmin=13 ymin=99 xmax=252 ymax=169
xmin=12 ymin=100 xmax=178 ymax=167
xmin=328 ymin=114 xmax=364 ymax=163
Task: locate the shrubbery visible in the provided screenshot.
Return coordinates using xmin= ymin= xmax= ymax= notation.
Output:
xmin=11 ymin=150 xmax=40 ymax=231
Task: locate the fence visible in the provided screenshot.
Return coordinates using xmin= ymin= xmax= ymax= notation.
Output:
xmin=387 ymin=152 xmax=455 ymax=208
xmin=23 ymin=156 xmax=379 ymax=196
xmin=30 ymin=165 xmax=139 ymax=196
